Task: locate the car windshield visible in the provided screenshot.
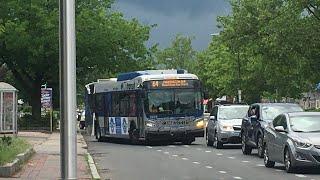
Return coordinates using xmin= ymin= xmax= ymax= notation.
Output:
xmin=261 ymin=105 xmax=303 ymax=120
xmin=146 ymin=89 xmax=202 ymax=116
xmin=290 ymin=115 xmax=320 ymax=132
xmin=218 ymin=106 xmax=249 ymax=120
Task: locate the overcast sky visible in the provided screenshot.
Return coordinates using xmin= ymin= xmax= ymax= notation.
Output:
xmin=113 ymin=0 xmax=231 ymax=50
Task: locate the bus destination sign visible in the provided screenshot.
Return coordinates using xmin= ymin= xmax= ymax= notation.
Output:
xmin=146 ymin=79 xmax=199 ymax=89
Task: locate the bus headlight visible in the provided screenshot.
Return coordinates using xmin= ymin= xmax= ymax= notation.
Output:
xmin=196 ymin=119 xmax=204 ymax=128
xmin=146 ymin=121 xmax=156 ymax=127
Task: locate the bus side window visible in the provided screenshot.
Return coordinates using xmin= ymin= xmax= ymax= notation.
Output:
xmin=129 ymin=93 xmax=136 ymax=117
xmin=111 ymin=93 xmax=120 ymax=117
xmin=120 ymin=93 xmax=130 ymax=117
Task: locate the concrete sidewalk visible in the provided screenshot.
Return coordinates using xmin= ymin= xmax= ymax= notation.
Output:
xmin=5 ymin=132 xmax=92 ymax=180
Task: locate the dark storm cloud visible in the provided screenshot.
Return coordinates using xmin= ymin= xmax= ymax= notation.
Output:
xmin=113 ymin=0 xmax=231 ymax=50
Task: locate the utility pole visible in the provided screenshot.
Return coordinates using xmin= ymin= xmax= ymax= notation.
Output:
xmin=59 ymin=0 xmax=77 ymax=178
xmin=237 ymin=0 xmax=241 ymax=103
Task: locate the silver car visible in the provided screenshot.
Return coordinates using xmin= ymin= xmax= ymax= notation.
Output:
xmin=264 ymin=112 xmax=320 ymax=173
xmin=206 ymin=104 xmax=249 ymax=148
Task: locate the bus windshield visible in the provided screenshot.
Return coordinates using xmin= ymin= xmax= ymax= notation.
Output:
xmin=146 ymin=89 xmax=202 ymax=116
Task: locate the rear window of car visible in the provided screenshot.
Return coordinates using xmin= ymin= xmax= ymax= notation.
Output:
xmin=261 ymin=105 xmax=303 ymax=120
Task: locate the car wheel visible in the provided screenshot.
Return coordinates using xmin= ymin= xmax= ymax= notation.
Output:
xmin=257 ymin=135 xmax=265 ymax=158
xmin=284 ymin=148 xmax=295 ymax=173
xmin=264 ymin=145 xmax=275 ymax=168
xmin=206 ymin=130 xmax=213 ymax=146
xmin=241 ymin=134 xmax=252 ymax=155
xmin=213 ymin=132 xmax=223 ymax=149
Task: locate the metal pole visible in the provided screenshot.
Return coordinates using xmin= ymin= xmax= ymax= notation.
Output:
xmin=59 ymin=0 xmax=77 ymax=178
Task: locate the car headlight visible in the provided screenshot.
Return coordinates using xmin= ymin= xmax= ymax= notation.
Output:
xmin=293 ymin=139 xmax=312 ymax=149
xmin=220 ymin=125 xmax=234 ymax=131
xmin=196 ymin=120 xmax=204 ymax=128
xmin=145 ymin=121 xmax=156 ymax=127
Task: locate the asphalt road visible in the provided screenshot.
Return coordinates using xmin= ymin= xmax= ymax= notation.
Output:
xmin=84 ymin=136 xmax=320 ymax=180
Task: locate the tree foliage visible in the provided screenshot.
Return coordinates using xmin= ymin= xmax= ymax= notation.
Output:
xmin=0 ymin=0 xmax=152 ymax=120
xmin=155 ymin=34 xmax=196 ymax=73
xmin=197 ymin=0 xmax=320 ymax=103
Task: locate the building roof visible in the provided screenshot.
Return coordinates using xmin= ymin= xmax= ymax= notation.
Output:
xmin=0 ymin=82 xmax=17 ymax=91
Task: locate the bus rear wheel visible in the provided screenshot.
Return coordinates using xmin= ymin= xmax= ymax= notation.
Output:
xmin=129 ymin=129 xmax=140 ymax=145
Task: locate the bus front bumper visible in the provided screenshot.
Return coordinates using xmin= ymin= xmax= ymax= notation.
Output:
xmin=145 ymin=129 xmax=204 ymax=141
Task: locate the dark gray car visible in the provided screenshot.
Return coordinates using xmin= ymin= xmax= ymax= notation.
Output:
xmin=264 ymin=112 xmax=320 ymax=173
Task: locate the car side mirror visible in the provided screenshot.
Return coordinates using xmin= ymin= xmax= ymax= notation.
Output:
xmin=274 ymin=126 xmax=287 ymax=133
xmin=209 ymin=116 xmax=216 ymax=121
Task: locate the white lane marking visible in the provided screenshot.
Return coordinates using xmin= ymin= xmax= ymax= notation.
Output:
xmin=219 ymin=171 xmax=227 ymax=174
xmin=183 ymin=145 xmax=190 ymax=147
xmin=172 ymin=154 xmax=178 ymax=157
xmin=233 ymin=177 xmax=242 ymax=179
xmin=197 ymin=148 xmax=202 ymax=150
xmin=146 ymin=146 xmax=153 ymax=149
xmin=205 ymin=150 xmax=211 ymax=153
xmin=228 ymin=157 xmax=235 ymax=159
xmin=182 ymin=157 xmax=189 ymax=160
xmin=216 ymin=153 xmax=223 ymax=156
xmin=241 ymin=160 xmax=249 ymax=163
xmin=192 ymin=161 xmax=200 ymax=164
xmin=256 ymin=164 xmax=264 ymax=167
xmin=164 ymin=151 xmax=169 ymax=154
xmin=205 ymin=166 xmax=213 ymax=169
xmin=295 ymin=174 xmax=307 ymax=178
xmin=168 ymin=145 xmax=176 ymax=148
xmin=157 ymin=149 xmax=162 ymax=152
xmin=275 ymin=169 xmax=282 ymax=172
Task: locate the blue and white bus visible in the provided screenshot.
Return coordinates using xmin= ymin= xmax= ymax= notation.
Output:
xmin=84 ymin=70 xmax=205 ymax=144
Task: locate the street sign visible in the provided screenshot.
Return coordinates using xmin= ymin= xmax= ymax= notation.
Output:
xmin=41 ymin=88 xmax=53 ymax=116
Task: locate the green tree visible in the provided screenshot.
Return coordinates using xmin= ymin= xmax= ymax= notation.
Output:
xmin=155 ymin=34 xmax=196 ymax=72
xmin=0 ymin=0 xmax=152 ymax=121
xmin=199 ymin=0 xmax=320 ymax=103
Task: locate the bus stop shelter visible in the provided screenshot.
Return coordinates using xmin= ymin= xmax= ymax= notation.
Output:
xmin=0 ymin=82 xmax=18 ymax=134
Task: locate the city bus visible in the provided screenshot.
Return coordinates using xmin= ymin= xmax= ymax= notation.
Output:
xmin=84 ymin=69 xmax=205 ymax=144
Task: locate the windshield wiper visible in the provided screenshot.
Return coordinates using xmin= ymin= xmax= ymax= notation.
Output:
xmin=306 ymin=130 xmax=320 ymax=133
xmin=293 ymin=130 xmax=304 ymax=132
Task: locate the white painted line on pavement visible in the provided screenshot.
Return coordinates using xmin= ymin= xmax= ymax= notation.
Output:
xmin=172 ymin=154 xmax=178 ymax=157
xmin=216 ymin=153 xmax=223 ymax=156
xmin=182 ymin=157 xmax=189 ymax=160
xmin=228 ymin=157 xmax=235 ymax=159
xmin=146 ymin=146 xmax=153 ymax=149
xmin=295 ymin=174 xmax=307 ymax=178
xmin=275 ymin=169 xmax=283 ymax=172
xmin=219 ymin=171 xmax=227 ymax=174
xmin=205 ymin=150 xmax=211 ymax=153
xmin=157 ymin=149 xmax=162 ymax=152
xmin=168 ymin=145 xmax=176 ymax=148
xmin=256 ymin=164 xmax=264 ymax=167
xmin=193 ymin=161 xmax=200 ymax=165
xmin=241 ymin=161 xmax=249 ymax=163
xmin=205 ymin=166 xmax=213 ymax=169
xmin=233 ymin=177 xmax=242 ymax=179
xmin=164 ymin=151 xmax=169 ymax=154
xmin=183 ymin=145 xmax=190 ymax=147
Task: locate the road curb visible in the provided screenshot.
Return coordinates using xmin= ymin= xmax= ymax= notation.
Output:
xmin=0 ymin=147 xmax=35 ymax=177
xmin=86 ymin=152 xmax=101 ymax=180
xmin=79 ymin=132 xmax=101 ymax=179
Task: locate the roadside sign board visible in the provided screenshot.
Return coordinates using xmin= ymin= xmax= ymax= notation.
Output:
xmin=41 ymin=88 xmax=53 ymax=116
